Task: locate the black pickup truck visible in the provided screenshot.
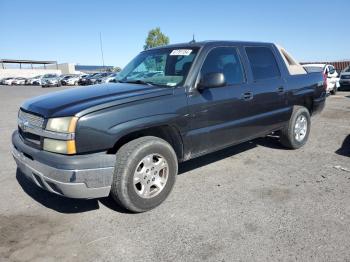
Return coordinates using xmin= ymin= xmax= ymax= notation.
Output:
xmin=12 ymin=41 xmax=326 ymax=212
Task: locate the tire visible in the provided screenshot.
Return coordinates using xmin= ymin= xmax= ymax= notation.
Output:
xmin=280 ymin=106 xmax=311 ymax=149
xmin=110 ymin=136 xmax=178 ymax=213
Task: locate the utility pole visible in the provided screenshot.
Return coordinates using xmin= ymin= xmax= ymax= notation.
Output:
xmin=99 ymin=32 xmax=105 ymax=72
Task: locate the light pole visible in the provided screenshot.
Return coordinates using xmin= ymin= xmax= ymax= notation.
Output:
xmin=99 ymin=32 xmax=105 ymax=72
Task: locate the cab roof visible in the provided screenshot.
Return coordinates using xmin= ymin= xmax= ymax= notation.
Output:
xmin=147 ymin=40 xmax=275 ymax=51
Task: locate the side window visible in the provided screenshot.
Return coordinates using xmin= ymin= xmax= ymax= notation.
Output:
xmin=245 ymin=47 xmax=280 ymax=81
xmin=200 ymin=47 xmax=244 ymax=85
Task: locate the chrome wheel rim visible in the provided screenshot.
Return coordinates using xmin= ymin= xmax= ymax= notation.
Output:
xmin=294 ymin=115 xmax=307 ymax=142
xmin=133 ymin=154 xmax=169 ymax=199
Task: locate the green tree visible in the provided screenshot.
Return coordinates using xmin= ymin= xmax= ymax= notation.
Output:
xmin=143 ymin=27 xmax=169 ymax=50
xmin=112 ymin=66 xmax=122 ymax=72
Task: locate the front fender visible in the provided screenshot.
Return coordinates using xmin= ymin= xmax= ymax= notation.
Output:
xmin=108 ymin=114 xmax=180 ymax=138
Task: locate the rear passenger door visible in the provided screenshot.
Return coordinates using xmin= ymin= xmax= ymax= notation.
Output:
xmin=243 ymin=46 xmax=290 ymax=135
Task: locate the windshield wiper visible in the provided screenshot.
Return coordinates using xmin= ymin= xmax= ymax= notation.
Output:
xmin=120 ymin=79 xmax=166 ymax=87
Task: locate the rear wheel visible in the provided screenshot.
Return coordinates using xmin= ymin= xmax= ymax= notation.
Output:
xmin=110 ymin=136 xmax=178 ymax=212
xmin=280 ymin=106 xmax=310 ymax=149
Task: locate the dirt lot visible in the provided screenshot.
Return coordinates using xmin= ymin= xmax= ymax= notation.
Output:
xmin=0 ymin=85 xmax=349 ymax=262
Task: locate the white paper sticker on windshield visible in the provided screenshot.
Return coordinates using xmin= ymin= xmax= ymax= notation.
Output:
xmin=167 ymin=82 xmax=177 ymax=86
xmin=170 ymin=49 xmax=192 ymax=56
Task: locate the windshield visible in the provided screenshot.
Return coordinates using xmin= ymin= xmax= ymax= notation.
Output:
xmin=43 ymin=74 xmax=57 ymax=78
xmin=88 ymin=73 xmax=99 ymax=78
xmin=344 ymin=66 xmax=350 ymax=72
xmin=117 ymin=47 xmax=199 ymax=87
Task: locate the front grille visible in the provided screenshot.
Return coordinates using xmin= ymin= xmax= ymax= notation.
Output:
xmin=18 ymin=110 xmax=45 ymax=128
xmin=19 ymin=128 xmax=41 ymax=145
xmin=19 ymin=128 xmax=42 ymax=149
xmin=341 ymin=75 xmax=350 ymax=79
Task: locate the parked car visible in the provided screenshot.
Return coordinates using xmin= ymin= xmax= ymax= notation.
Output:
xmin=303 ymin=64 xmax=340 ymax=94
xmin=41 ymin=74 xmax=61 ymax=87
xmin=1 ymin=77 xmax=16 ymax=85
xmin=12 ymin=77 xmax=27 ymax=85
xmin=339 ymin=65 xmax=350 ymax=91
xmin=61 ymin=75 xmax=81 ymax=86
xmin=25 ymin=75 xmax=42 ymax=85
xmin=86 ymin=72 xmax=112 ymax=85
xmin=96 ymin=73 xmax=119 ymax=84
xmin=30 ymin=75 xmax=44 ymax=85
xmin=12 ymin=41 xmax=326 ymax=212
xmin=78 ymin=73 xmax=99 ymax=85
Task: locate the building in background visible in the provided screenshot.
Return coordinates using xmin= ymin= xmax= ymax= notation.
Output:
xmin=0 ymin=59 xmax=62 ymax=78
xmin=301 ymin=60 xmax=350 ymax=73
xmin=75 ymin=65 xmax=114 ymax=74
xmin=0 ymin=59 xmax=114 ymax=78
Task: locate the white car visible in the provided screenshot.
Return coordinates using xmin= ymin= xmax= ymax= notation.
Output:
xmin=26 ymin=75 xmax=43 ymax=85
xmin=12 ymin=77 xmax=27 ymax=85
xmin=61 ymin=75 xmax=81 ymax=86
xmin=41 ymin=74 xmax=61 ymax=87
xmin=303 ymin=64 xmax=340 ymax=95
xmin=2 ymin=77 xmax=17 ymax=85
xmin=339 ymin=65 xmax=350 ymax=90
xmin=97 ymin=73 xmax=119 ymax=84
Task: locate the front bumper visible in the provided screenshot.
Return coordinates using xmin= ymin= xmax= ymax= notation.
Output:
xmin=12 ymin=131 xmax=115 ymax=199
xmin=340 ymin=79 xmax=350 ymax=86
xmin=42 ymin=82 xmax=58 ymax=87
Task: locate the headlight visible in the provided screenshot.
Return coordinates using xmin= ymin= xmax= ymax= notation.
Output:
xmin=44 ymin=117 xmax=78 ymax=154
xmin=43 ymin=138 xmax=76 ymax=154
xmin=46 ymin=117 xmax=78 ymax=133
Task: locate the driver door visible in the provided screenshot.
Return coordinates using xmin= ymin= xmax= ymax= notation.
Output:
xmin=186 ymin=46 xmax=252 ymax=156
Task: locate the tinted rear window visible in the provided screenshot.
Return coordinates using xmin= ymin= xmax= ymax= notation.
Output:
xmin=245 ymin=47 xmax=280 ymax=80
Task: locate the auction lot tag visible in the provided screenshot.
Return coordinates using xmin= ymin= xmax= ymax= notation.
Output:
xmin=170 ymin=49 xmax=192 ymax=56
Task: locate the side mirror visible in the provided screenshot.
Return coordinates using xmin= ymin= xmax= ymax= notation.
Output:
xmin=197 ymin=72 xmax=226 ymax=90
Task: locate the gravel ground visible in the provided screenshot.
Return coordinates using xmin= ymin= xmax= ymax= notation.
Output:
xmin=0 ymin=85 xmax=349 ymax=262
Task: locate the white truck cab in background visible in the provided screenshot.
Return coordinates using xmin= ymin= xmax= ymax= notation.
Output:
xmin=303 ymin=64 xmax=340 ymax=95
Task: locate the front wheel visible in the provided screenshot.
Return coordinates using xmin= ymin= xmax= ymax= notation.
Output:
xmin=110 ymin=136 xmax=178 ymax=212
xmin=280 ymin=106 xmax=311 ymax=149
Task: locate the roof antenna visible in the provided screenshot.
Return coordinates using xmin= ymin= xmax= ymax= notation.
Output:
xmin=189 ymin=34 xmax=196 ymax=44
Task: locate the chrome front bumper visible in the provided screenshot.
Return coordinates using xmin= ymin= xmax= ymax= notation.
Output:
xmin=12 ymin=131 xmax=115 ymax=199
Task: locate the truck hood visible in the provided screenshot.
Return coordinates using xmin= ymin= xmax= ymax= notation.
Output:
xmin=21 ymin=83 xmax=173 ymax=118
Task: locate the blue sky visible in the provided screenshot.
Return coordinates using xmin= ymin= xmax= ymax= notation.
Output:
xmin=1 ymin=0 xmax=349 ymax=67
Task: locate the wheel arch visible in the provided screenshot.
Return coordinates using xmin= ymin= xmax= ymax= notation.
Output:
xmin=108 ymin=124 xmax=184 ymax=162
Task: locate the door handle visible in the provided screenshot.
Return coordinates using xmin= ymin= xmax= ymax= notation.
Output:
xmin=242 ymin=92 xmax=253 ymax=101
xmin=277 ymin=86 xmax=284 ymax=93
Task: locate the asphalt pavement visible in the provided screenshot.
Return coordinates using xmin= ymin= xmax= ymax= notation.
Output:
xmin=0 ymin=85 xmax=349 ymax=262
